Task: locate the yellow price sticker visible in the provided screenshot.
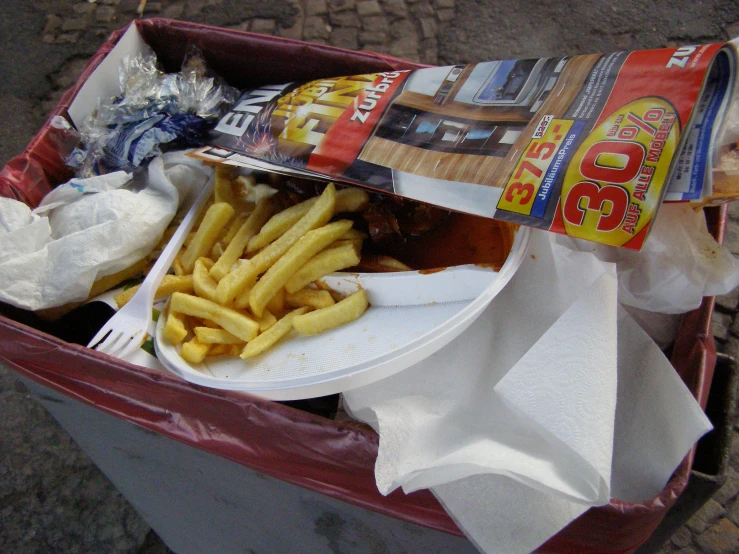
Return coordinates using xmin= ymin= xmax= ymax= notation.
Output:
xmin=498 ymin=119 xmax=574 ymax=216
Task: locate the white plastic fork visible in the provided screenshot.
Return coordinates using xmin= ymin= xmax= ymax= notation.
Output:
xmin=87 ymin=174 xmax=215 ymax=359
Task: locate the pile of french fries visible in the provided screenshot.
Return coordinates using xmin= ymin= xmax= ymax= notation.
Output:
xmin=115 ymin=167 xmax=371 ymax=365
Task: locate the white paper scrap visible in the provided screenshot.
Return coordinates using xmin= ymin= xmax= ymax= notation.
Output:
xmin=610 ymin=306 xmax=712 ymax=503
xmin=433 ymin=474 xmax=590 ymax=554
xmin=344 ymin=231 xmax=617 ymax=502
xmin=343 ymin=230 xmax=713 ymax=554
xmin=494 ymin=271 xmax=617 ymax=505
xmin=0 ymin=199 xmax=52 ymax=264
xmin=0 ymin=152 xmax=211 ymax=311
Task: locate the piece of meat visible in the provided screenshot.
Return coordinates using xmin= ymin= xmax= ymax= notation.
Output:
xmin=283 ymin=177 xmax=324 ymax=199
xmin=264 ymin=174 xmax=450 ymax=250
xmin=398 ymin=203 xmax=448 ymax=236
xmin=362 ymin=202 xmax=402 ymax=244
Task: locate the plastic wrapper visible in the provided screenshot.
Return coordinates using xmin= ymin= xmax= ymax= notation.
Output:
xmin=72 ymin=44 xmax=239 ymax=177
xmin=0 ymin=19 xmax=728 ymax=553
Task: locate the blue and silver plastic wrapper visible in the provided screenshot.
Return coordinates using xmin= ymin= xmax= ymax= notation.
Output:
xmin=72 ymin=44 xmax=239 ymax=177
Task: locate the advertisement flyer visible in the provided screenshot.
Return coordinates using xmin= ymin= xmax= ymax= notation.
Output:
xmin=194 ymin=43 xmax=734 ymax=250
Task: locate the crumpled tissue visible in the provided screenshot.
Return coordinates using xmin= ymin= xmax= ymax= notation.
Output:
xmin=0 ymin=151 xmax=211 ymax=311
xmin=343 ymin=230 xmax=713 ymax=554
xmin=557 ymin=202 xmax=739 ymax=314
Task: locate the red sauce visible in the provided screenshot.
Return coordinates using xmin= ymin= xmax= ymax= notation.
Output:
xmin=365 ymin=213 xmax=516 ymax=272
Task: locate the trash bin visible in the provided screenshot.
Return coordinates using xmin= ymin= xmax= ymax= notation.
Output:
xmin=0 ymin=19 xmax=729 ymax=553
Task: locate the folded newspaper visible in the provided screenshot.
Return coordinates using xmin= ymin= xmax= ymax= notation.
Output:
xmin=192 ymin=43 xmax=736 ymax=250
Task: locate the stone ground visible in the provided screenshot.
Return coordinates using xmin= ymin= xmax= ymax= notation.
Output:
xmin=2 ymin=0 xmax=739 ymax=552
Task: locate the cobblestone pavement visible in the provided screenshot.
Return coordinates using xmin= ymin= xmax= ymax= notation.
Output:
xmin=3 ymin=0 xmax=739 ymax=553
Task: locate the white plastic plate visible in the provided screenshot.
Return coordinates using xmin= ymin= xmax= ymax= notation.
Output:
xmin=154 ymin=226 xmax=531 ymax=400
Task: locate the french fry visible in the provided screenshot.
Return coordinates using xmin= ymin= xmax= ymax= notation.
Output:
xmin=200 ymin=319 xmax=220 ymax=328
xmin=293 ymin=289 xmax=368 ymax=335
xmin=233 ymin=283 xmax=254 ymax=310
xmin=255 ymin=309 xmax=277 ymax=332
xmin=170 ymin=292 xmax=259 ymax=342
xmin=329 ymin=238 xmax=363 ymax=253
xmin=194 ymin=326 xmax=244 ymax=345
xmin=216 ymin=183 xmax=337 ymax=305
xmin=185 ymin=315 xmax=202 ymax=332
xmin=114 ymin=274 xmax=195 ymax=308
xmin=193 ymin=258 xmax=219 ymax=302
xmin=226 ymin=344 xmax=243 ymax=357
xmin=181 ymin=336 xmax=211 ymax=364
xmin=222 ymin=214 xmax=248 ymax=245
xmin=285 ymin=288 xmax=336 ymax=310
xmin=156 ymin=274 xmax=195 ymax=297
xmin=335 ymin=228 xmax=366 ymax=253
xmin=210 ymin=242 xmax=225 ymax=260
xmin=285 ymin=242 xmax=361 ymax=294
xmin=88 ymin=257 xmax=150 ymax=299
xmin=249 ymin=219 xmax=353 ymax=317
xmin=207 ymin=343 xmax=229 ymax=357
xmin=214 ymin=165 xmax=237 ymax=204
xmin=334 ymin=187 xmax=369 ymax=213
xmin=265 ymin=287 xmax=285 ymax=314
xmin=313 ymin=280 xmax=347 ymax=303
xmin=355 ymin=254 xmax=412 ymax=272
xmin=164 ymin=178 xmax=374 ymax=366
xmin=240 ymin=307 xmax=310 ymax=359
xmin=36 ymin=257 xmax=152 ymax=321
xmin=208 ymin=344 xmax=245 ymax=357
xmin=247 ymin=186 xmax=367 ymax=253
xmin=246 ymin=197 xmax=318 ymax=254
xmin=343 ymin=228 xmax=369 ymax=240
xmin=180 ymin=202 xmax=235 ymax=273
xmin=112 ymin=282 xmax=148 ymax=310
xmin=210 ymin=197 xmax=274 ymax=281
xmin=163 ymin=309 xmax=188 ymax=345
xmin=183 ymin=231 xmax=196 ymax=248
xmin=192 ymin=196 xmax=215 ymax=231
xmin=172 ymin=254 xmax=186 ymax=276
xmin=63 ymin=259 xmax=146 ymax=313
